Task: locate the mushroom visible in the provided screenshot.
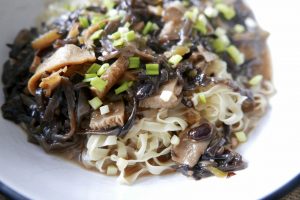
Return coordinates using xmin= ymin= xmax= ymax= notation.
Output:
xmin=31 ymin=29 xmax=61 ymax=50
xmin=172 ymin=122 xmax=214 ymax=167
xmin=28 ymin=44 xmax=96 ymax=95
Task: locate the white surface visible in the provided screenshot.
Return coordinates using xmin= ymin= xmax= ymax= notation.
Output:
xmin=0 ymin=0 xmax=300 ymax=200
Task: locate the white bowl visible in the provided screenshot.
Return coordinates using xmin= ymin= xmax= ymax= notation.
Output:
xmin=1 ymin=0 xmax=300 ymax=199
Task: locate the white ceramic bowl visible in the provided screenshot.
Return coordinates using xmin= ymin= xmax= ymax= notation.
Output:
xmin=1 ymin=0 xmax=300 ymax=199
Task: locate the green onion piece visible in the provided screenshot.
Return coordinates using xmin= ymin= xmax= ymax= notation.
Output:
xmin=91 ymin=15 xmax=104 ymax=25
xmin=97 ymin=63 xmax=110 ymax=76
xmin=90 ymin=30 xmax=103 ymax=40
xmin=124 ymin=22 xmax=131 ymax=28
xmin=194 ymin=17 xmax=207 ymax=34
xmin=234 ymin=24 xmax=245 ymax=33
xmin=226 ymin=45 xmax=245 ymax=65
xmin=146 ymin=64 xmax=159 ymax=75
xmin=198 ymin=93 xmax=207 ymax=104
xmin=88 ymin=97 xmax=103 ymax=110
xmin=142 ymin=22 xmax=153 ymax=35
xmin=152 ymin=23 xmax=159 ymax=31
xmin=168 ymin=55 xmax=183 ymax=66
xmin=79 ymin=16 xmax=89 ymax=28
xmin=85 ymin=74 xmax=97 ymax=79
xmin=215 ymin=3 xmax=236 ymax=20
xmin=234 ymin=131 xmax=247 ymax=143
xmin=110 ymin=31 xmax=121 ymax=40
xmin=184 ymin=7 xmax=199 ymax=22
xmin=103 ymin=0 xmax=115 ymax=10
xmin=125 ymin=31 xmax=136 ymax=42
xmin=112 ymin=38 xmax=124 ymax=47
xmin=129 ymin=57 xmax=140 ymax=69
xmin=90 ymin=77 xmax=108 ymax=92
xmin=115 ymin=81 xmax=133 ymax=95
xmin=82 ymin=77 xmax=97 ymax=83
xmin=207 ymin=166 xmax=228 ymax=178
xmin=87 ymin=63 xmax=101 ymax=74
xmin=249 ymin=75 xmax=263 ymax=86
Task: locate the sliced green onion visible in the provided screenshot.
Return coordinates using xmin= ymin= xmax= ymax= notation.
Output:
xmin=124 ymin=22 xmax=131 ymax=28
xmin=249 ymin=75 xmax=263 ymax=86
xmin=234 ymin=24 xmax=245 ymax=33
xmin=207 ymin=166 xmax=228 ymax=178
xmin=83 ymin=77 xmax=97 ymax=83
xmin=142 ymin=22 xmax=153 ymax=35
xmin=170 ymin=135 xmax=180 ymax=146
xmin=88 ymin=97 xmax=103 ymax=110
xmin=91 ymin=15 xmax=104 ymax=25
xmin=79 ymin=16 xmax=89 ymax=28
xmin=103 ymin=0 xmax=115 ymax=10
xmin=184 ymin=7 xmax=199 ymax=22
xmin=87 ymin=63 xmax=101 ymax=74
xmin=85 ymin=74 xmax=97 ymax=79
xmin=234 ymin=131 xmax=247 ymax=143
xmin=90 ymin=77 xmax=108 ymax=92
xmin=226 ymin=45 xmax=245 ymax=65
xmin=115 ymin=81 xmax=133 ymax=95
xmin=198 ymin=93 xmax=207 ymax=104
xmin=90 ymin=30 xmax=103 ymax=40
xmin=204 ymin=6 xmax=219 ymax=18
xmin=194 ymin=15 xmax=207 ymax=34
xmin=100 ymin=105 xmax=110 ymax=115
xmin=215 ymin=3 xmax=236 ymax=20
xmin=146 ymin=64 xmax=159 ymax=75
xmin=125 ymin=31 xmax=136 ymax=42
xmin=168 ymin=55 xmax=183 ymax=66
xmin=112 ymin=38 xmax=124 ymax=47
xmin=129 ymin=57 xmax=140 ymax=69
xmin=110 ymin=31 xmax=121 ymax=40
xmin=97 ymin=63 xmax=110 ymax=76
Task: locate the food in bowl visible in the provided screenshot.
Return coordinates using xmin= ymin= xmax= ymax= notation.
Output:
xmin=1 ymin=0 xmax=274 ymax=184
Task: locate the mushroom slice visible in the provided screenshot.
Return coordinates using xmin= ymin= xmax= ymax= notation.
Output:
xmin=28 ymin=44 xmax=96 ymax=95
xmin=31 ymin=29 xmax=61 ymax=50
xmin=90 ymin=101 xmax=125 ymax=130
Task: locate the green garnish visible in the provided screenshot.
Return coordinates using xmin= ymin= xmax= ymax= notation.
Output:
xmin=235 ymin=131 xmax=247 ymax=143
xmin=215 ymin=3 xmax=236 ymax=20
xmin=194 ymin=15 xmax=207 ymax=34
xmin=125 ymin=31 xmax=136 ymax=42
xmin=90 ymin=77 xmax=108 ymax=92
xmin=212 ymin=37 xmax=229 ymax=52
xmin=198 ymin=93 xmax=207 ymax=104
xmin=79 ymin=16 xmax=89 ymax=28
xmin=143 ymin=22 xmax=153 ymax=35
xmin=91 ymin=15 xmax=104 ymax=25
xmin=226 ymin=45 xmax=245 ymax=65
xmin=234 ymin=24 xmax=245 ymax=33
xmin=129 ymin=57 xmax=140 ymax=69
xmin=113 ymin=38 xmax=125 ymax=47
xmin=90 ymin=30 xmax=103 ymax=40
xmin=249 ymin=75 xmax=263 ymax=86
xmin=115 ymin=81 xmax=133 ymax=95
xmin=87 ymin=63 xmax=101 ymax=74
xmin=103 ymin=0 xmax=115 ymax=10
xmin=88 ymin=97 xmax=103 ymax=110
xmin=85 ymin=74 xmax=97 ymax=79
xmin=168 ymin=55 xmax=183 ymax=66
xmin=184 ymin=7 xmax=199 ymax=22
xmin=146 ymin=64 xmax=160 ymax=75
xmin=110 ymin=31 xmax=121 ymax=40
xmin=97 ymin=63 xmax=110 ymax=76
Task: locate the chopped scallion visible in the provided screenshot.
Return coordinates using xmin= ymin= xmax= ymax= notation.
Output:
xmin=198 ymin=93 xmax=207 ymax=104
xmin=184 ymin=7 xmax=199 ymax=22
xmin=129 ymin=57 xmax=140 ymax=69
xmin=234 ymin=24 xmax=245 ymax=33
xmin=110 ymin=31 xmax=121 ymax=40
xmin=115 ymin=81 xmax=133 ymax=95
xmin=142 ymin=22 xmax=153 ymax=35
xmin=234 ymin=131 xmax=247 ymax=143
xmin=103 ymin=0 xmax=115 ymax=10
xmin=90 ymin=30 xmax=103 ymax=40
xmin=100 ymin=105 xmax=110 ymax=115
xmin=125 ymin=31 xmax=136 ymax=42
xmin=207 ymin=166 xmax=228 ymax=178
xmin=79 ymin=16 xmax=89 ymax=28
xmin=168 ymin=55 xmax=183 ymax=66
xmin=90 ymin=77 xmax=108 ymax=92
xmin=88 ymin=97 xmax=103 ymax=110
xmin=87 ymin=63 xmax=101 ymax=74
xmin=215 ymin=3 xmax=236 ymax=20
xmin=145 ymin=64 xmax=159 ymax=75
xmin=97 ymin=63 xmax=110 ymax=76
xmin=226 ymin=45 xmax=245 ymax=65
xmin=85 ymin=74 xmax=97 ymax=79
xmin=91 ymin=15 xmax=104 ymax=25
xmin=194 ymin=16 xmax=207 ymax=34
xmin=112 ymin=38 xmax=124 ymax=47
xmin=249 ymin=75 xmax=263 ymax=86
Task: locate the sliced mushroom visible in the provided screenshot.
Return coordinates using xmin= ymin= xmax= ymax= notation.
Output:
xmin=28 ymin=44 xmax=96 ymax=95
xmin=31 ymin=29 xmax=61 ymax=50
xmin=172 ymin=123 xmax=214 ymax=168
xmin=92 ymin=56 xmax=129 ymax=99
xmin=89 ymin=101 xmax=125 ymax=130
xmin=139 ymin=79 xmax=183 ymax=109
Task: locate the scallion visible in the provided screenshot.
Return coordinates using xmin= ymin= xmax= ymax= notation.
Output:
xmin=100 ymin=105 xmax=110 ymax=115
xmin=142 ymin=22 xmax=153 ymax=35
xmin=168 ymin=55 xmax=183 ymax=66
xmin=90 ymin=77 xmax=108 ymax=92
xmin=103 ymin=0 xmax=115 ymax=10
xmin=146 ymin=64 xmax=159 ymax=75
xmin=125 ymin=31 xmax=136 ymax=42
xmin=249 ymin=75 xmax=263 ymax=86
xmin=88 ymin=97 xmax=103 ymax=110
xmin=226 ymin=45 xmax=245 ymax=65
xmin=194 ymin=15 xmax=207 ymax=34
xmin=85 ymin=74 xmax=97 ymax=79
xmin=110 ymin=31 xmax=121 ymax=40
xmin=234 ymin=24 xmax=245 ymax=33
xmin=184 ymin=7 xmax=199 ymax=22
xmin=79 ymin=16 xmax=89 ymax=28
xmin=87 ymin=63 xmax=101 ymax=74
xmin=90 ymin=30 xmax=103 ymax=40
xmin=97 ymin=63 xmax=110 ymax=76
xmin=198 ymin=93 xmax=207 ymax=104
xmin=215 ymin=3 xmax=236 ymax=20
xmin=112 ymin=38 xmax=124 ymax=47
xmin=115 ymin=81 xmax=133 ymax=95
xmin=234 ymin=131 xmax=247 ymax=143
xmin=129 ymin=57 xmax=140 ymax=69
